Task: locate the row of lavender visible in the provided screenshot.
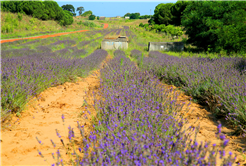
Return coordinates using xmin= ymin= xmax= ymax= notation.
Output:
xmin=1 ymin=28 xmax=119 ymax=60
xmin=1 ymin=48 xmax=108 ymax=122
xmin=49 ymin=50 xmax=236 ymax=165
xmin=1 ymin=28 xmax=117 ymax=51
xmin=136 ymin=51 xmax=246 ymax=133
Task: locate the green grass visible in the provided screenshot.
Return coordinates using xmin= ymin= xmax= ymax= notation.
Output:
xmin=1 ymin=11 xmax=104 ymax=39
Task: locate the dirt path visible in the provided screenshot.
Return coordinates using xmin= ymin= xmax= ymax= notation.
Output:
xmin=1 ymin=23 xmax=109 ymax=44
xmin=1 ymin=73 xmax=99 ymax=165
xmin=1 ymin=55 xmax=112 ymax=166
xmin=163 ymin=84 xmax=246 ymax=165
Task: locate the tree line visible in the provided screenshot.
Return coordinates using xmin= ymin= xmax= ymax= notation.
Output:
xmin=1 ymin=1 xmax=75 ymax=26
xmin=123 ymin=13 xmax=151 ymax=19
xmin=150 ymin=1 xmax=246 ymax=54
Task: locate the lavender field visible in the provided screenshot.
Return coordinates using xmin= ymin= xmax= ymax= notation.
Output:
xmin=48 ymin=51 xmax=237 ymax=165
xmin=137 ymin=51 xmax=246 ymax=134
xmin=2 ymin=26 xmax=245 ymax=165
xmin=1 ymin=28 xmax=120 ymax=122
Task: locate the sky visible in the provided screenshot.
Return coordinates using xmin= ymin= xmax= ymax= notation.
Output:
xmin=56 ymin=1 xmax=178 ymax=17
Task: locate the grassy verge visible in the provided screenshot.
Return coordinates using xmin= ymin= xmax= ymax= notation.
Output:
xmin=1 ymin=11 xmax=103 ymax=39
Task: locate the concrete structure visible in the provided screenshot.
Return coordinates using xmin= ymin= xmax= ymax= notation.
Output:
xmin=116 ymin=16 xmax=121 ymax=18
xmin=125 ymin=16 xmax=130 ymax=19
xmin=148 ymin=42 xmax=184 ymax=51
xmin=99 ymin=16 xmax=106 ymax=20
xmin=101 ymin=36 xmax=128 ymax=50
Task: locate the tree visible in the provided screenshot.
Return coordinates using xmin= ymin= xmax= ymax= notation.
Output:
xmin=139 ymin=15 xmax=151 ymax=19
xmin=129 ymin=13 xmax=138 ymax=19
xmin=170 ymin=1 xmax=190 ymax=26
xmin=59 ymin=10 xmax=73 ymax=25
xmin=124 ymin=13 xmax=131 ymax=17
xmin=153 ymin=3 xmax=174 ymax=25
xmin=43 ymin=1 xmax=59 ymax=20
xmin=77 ymin=6 xmax=84 ymax=15
xmin=123 ymin=13 xmax=140 ymax=19
xmin=181 ymin=1 xmax=246 ymax=53
xmin=89 ymin=14 xmax=96 ymax=20
xmin=61 ymin=4 xmax=76 ymax=16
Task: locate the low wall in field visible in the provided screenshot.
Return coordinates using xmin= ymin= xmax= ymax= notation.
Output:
xmin=148 ymin=42 xmax=184 ymax=51
xmin=101 ymin=38 xmax=128 ymax=50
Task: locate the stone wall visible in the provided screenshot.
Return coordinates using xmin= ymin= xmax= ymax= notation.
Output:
xmin=101 ymin=40 xmax=128 ymax=50
xmin=148 ymin=42 xmax=184 ymax=51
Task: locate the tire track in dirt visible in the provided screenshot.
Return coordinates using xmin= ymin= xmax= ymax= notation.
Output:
xmin=1 ymin=55 xmax=112 ymax=165
xmin=1 ymin=23 xmax=109 ymax=44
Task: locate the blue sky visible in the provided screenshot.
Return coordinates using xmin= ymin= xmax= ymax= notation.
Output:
xmin=56 ymin=1 xmax=178 ymax=17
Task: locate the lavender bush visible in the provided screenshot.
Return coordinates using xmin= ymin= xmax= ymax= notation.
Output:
xmin=130 ymin=49 xmax=142 ymax=59
xmin=139 ymin=51 xmax=246 ymax=134
xmin=78 ymin=40 xmax=91 ymax=47
xmin=116 ymin=29 xmax=122 ymax=35
xmin=50 ymin=40 xmax=76 ymax=47
xmin=1 ymin=49 xmax=108 ymax=122
xmin=114 ymin=50 xmax=125 ymax=57
xmin=44 ymin=54 xmax=236 ymax=165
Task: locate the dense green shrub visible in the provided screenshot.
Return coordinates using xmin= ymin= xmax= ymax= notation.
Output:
xmin=1 ymin=24 xmax=14 ymax=33
xmin=1 ymin=1 xmax=72 ymax=26
xmin=139 ymin=23 xmax=144 ymax=27
xmin=141 ymin=23 xmax=183 ymax=37
xmin=148 ymin=18 xmax=155 ymax=25
xmin=153 ymin=3 xmax=173 ymax=25
xmin=60 ymin=10 xmax=73 ymax=26
xmin=89 ymin=14 xmax=96 ymax=20
xmin=17 ymin=13 xmax=22 ymax=21
xmin=139 ymin=15 xmax=150 ymax=19
xmin=5 ymin=13 xmax=12 ymax=23
xmin=12 ymin=18 xmax=19 ymax=28
xmin=77 ymin=21 xmax=83 ymax=25
xmin=170 ymin=1 xmax=190 ymax=26
xmin=81 ymin=10 xmax=92 ymax=17
xmin=29 ymin=18 xmax=35 ymax=24
xmin=182 ymin=1 xmax=246 ymax=54
xmin=82 ymin=21 xmax=98 ymax=27
xmin=124 ymin=12 xmax=140 ymax=19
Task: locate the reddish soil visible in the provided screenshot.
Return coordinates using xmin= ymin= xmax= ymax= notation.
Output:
xmin=103 ymin=23 xmax=108 ymax=29
xmin=1 ymin=23 xmax=108 ymax=44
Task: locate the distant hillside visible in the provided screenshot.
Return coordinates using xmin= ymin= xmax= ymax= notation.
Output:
xmin=1 ymin=12 xmax=61 ymax=34
xmin=1 ymin=11 xmax=101 ymax=39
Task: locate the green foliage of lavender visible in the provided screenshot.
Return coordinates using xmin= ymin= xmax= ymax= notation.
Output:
xmin=1 ymin=46 xmax=108 ymax=121
xmin=139 ymin=51 xmax=246 ymax=133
